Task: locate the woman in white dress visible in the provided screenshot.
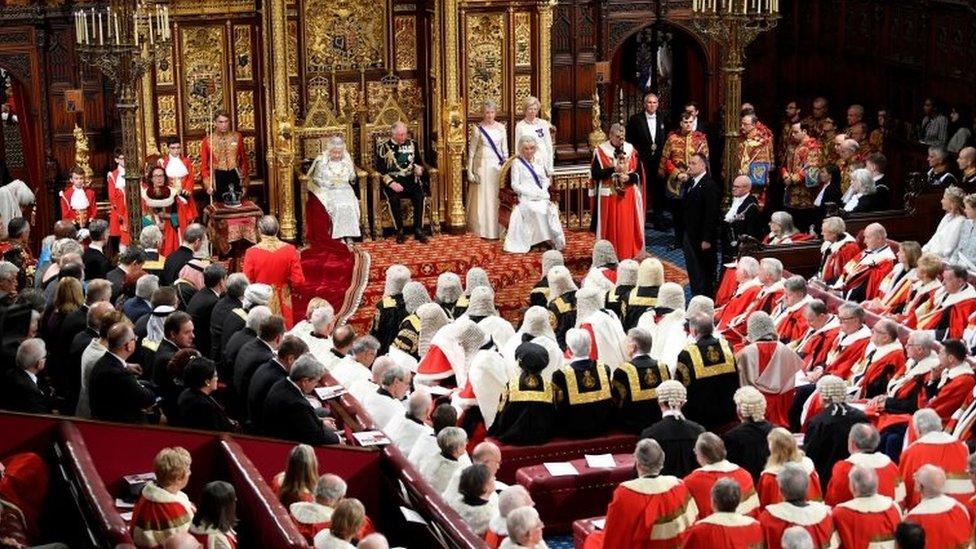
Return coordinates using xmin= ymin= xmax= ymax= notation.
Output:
xmin=503 ymin=135 xmax=565 ymax=254
xmin=306 ymin=136 xmax=361 ymax=243
xmin=467 ymin=100 xmax=508 ymax=239
xmin=922 ymin=185 xmax=966 ymax=260
xmin=514 ymin=96 xmax=553 ymax=174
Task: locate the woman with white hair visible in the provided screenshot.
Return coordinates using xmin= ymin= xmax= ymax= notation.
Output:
xmin=467 ymin=100 xmax=508 ymax=240
xmin=514 ymin=96 xmax=553 ymax=174
xmin=0 ymin=179 xmax=34 ymax=240
xmin=503 ymin=135 xmax=565 ymax=254
xmin=763 ymin=211 xmax=808 ymax=245
xmin=306 ymin=136 xmax=361 ymax=243
xmin=843 ymin=168 xmax=878 ymax=213
xmin=499 ymin=506 xmax=547 ymax=548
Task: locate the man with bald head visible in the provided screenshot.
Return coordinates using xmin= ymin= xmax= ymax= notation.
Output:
xmin=958 ymin=146 xmax=976 ymax=191
xmin=722 ymin=175 xmax=763 ymax=260
xmin=801 ymin=97 xmax=830 ymax=140
xmin=831 ymin=465 xmax=900 ymax=549
xmin=442 ymin=441 xmax=501 ymax=503
xmin=376 ymin=121 xmax=428 ymax=243
xmin=826 ymin=222 xmax=895 ymax=302
xmin=905 ymin=464 xmax=972 ymax=548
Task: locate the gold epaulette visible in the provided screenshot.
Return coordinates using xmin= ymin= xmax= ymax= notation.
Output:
xmin=233 ymin=308 xmax=247 ymax=321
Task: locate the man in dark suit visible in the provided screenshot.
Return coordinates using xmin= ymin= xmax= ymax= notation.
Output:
xmin=626 ymin=92 xmax=668 ymax=228
xmin=263 ymin=355 xmax=341 ymax=445
xmin=151 ymin=311 xmax=195 ymax=421
xmin=161 ymin=223 xmax=205 ymax=285
xmin=106 ymin=247 xmax=145 ymax=303
xmin=682 ymin=153 xmax=721 ymax=297
xmin=233 ymin=314 xmax=284 ymax=410
xmin=0 ymin=338 xmax=52 ymax=413
xmin=66 ymin=301 xmax=115 ymax=412
xmin=82 ymin=219 xmax=113 ymax=281
xmin=89 ymin=323 xmax=156 ymax=423
xmin=722 ymin=175 xmax=764 ymax=261
xmin=246 ymin=335 xmax=308 ymax=433
xmin=210 ymin=273 xmax=249 ymax=372
xmin=866 ymin=152 xmax=891 ymax=209
xmin=139 ymin=226 xmax=167 ymax=280
xmin=122 ymin=274 xmax=157 ymax=322
xmin=187 ymin=263 xmax=226 ymax=360
xmin=224 ymin=307 xmax=263 ymax=373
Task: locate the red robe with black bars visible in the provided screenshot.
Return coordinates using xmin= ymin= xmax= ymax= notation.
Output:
xmin=832 ymin=245 xmax=896 ymax=302
xmin=770 ymin=295 xmax=813 ymax=345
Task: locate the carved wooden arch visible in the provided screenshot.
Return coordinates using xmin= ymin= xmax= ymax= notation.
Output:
xmin=607 ymin=16 xmax=716 ymax=72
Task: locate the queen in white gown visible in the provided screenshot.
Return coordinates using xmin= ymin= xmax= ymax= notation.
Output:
xmin=514 ymin=95 xmax=554 ymax=174
xmin=306 ymin=136 xmax=361 ymax=242
xmin=503 ymin=135 xmax=565 ymax=254
xmin=467 ymin=100 xmax=508 ymax=239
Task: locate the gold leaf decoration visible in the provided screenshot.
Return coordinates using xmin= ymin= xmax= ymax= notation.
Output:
xmin=158 ymin=95 xmax=178 ymax=136
xmin=514 ymin=12 xmax=532 ymax=67
xmin=233 ymin=25 xmax=253 ymax=81
xmin=181 ymin=26 xmax=226 ymax=132
xmin=236 ymin=90 xmax=255 ymax=131
xmin=464 ymin=14 xmax=505 ymax=116
xmin=303 ymin=0 xmax=385 ymax=71
xmin=394 ymin=16 xmax=417 ymax=71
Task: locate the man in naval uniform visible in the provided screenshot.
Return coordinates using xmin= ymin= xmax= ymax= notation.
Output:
xmin=376 ymin=121 xmax=428 ymax=243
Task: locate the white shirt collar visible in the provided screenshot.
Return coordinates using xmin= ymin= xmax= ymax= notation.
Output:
xmin=646 ymin=112 xmax=657 ymax=119
xmin=89 ymin=243 xmax=104 ymax=252
xmin=25 ymin=370 xmax=37 ymax=384
xmin=662 ymin=409 xmax=684 ymax=419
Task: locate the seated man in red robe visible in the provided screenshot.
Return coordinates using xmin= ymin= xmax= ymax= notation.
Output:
xmin=584 ymin=438 xmax=699 ymax=549
xmin=821 ymin=222 xmax=895 ymax=303
xmin=288 ymin=473 xmax=375 ymax=543
xmin=926 ymin=339 xmax=976 ymax=424
xmin=912 ymin=264 xmax=976 ymax=341
xmin=0 ymin=452 xmax=50 ymax=546
xmin=900 ymin=408 xmax=975 ymax=508
xmin=905 ymin=464 xmax=973 ymax=549
xmin=683 ymin=433 xmax=759 ymax=517
xmin=243 ymin=215 xmax=306 ymax=328
xmin=758 ymin=463 xmax=838 ymax=549
xmin=737 ymin=311 xmax=805 ymax=428
xmin=769 ymin=276 xmax=812 ymax=345
xmin=715 ymin=256 xmax=761 ymax=328
xmin=815 ymin=216 xmax=860 ymax=286
xmin=722 ymin=258 xmax=785 ymax=350
xmin=849 ymin=319 xmax=906 ymax=400
xmin=824 ymin=423 xmax=905 ymax=507
xmin=683 ymin=478 xmax=764 ymax=549
xmin=792 ymin=299 xmax=840 ymax=373
xmin=130 ymin=447 xmax=195 ymax=547
xmin=831 ymin=465 xmax=901 ymax=549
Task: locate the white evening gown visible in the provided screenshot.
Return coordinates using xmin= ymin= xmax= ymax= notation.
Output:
xmin=503 ymin=157 xmax=565 ymax=254
xmin=515 ymin=118 xmax=554 ymax=174
xmin=307 ymin=152 xmax=362 ymax=239
xmin=467 ymin=123 xmax=508 ymax=239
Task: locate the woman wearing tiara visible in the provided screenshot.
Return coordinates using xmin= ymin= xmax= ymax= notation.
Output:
xmin=305 ymin=136 xmax=361 ymax=245
xmin=467 ymin=100 xmax=508 ymax=239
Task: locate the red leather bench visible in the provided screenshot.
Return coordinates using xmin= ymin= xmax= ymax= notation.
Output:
xmin=572 ymin=516 xmax=604 ymax=549
xmin=491 ymin=432 xmax=638 ymax=484
xmin=515 ymin=454 xmax=634 ymax=533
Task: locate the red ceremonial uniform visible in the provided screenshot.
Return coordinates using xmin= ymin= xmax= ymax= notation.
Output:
xmin=770 ymin=295 xmax=814 ymax=345
xmin=59 ymin=184 xmax=98 ymax=226
xmin=905 ymin=495 xmax=972 ymax=549
xmin=716 ymin=278 xmax=762 ymax=329
xmin=900 ymin=431 xmax=975 ymax=508
xmin=583 ymin=476 xmax=699 ymax=549
xmin=683 ymin=513 xmax=765 ymax=549
xmin=659 ymin=130 xmax=709 ymax=200
xmin=107 ymin=167 xmax=131 ymax=245
xmin=832 ymin=245 xmax=896 ymax=302
xmin=200 ymin=131 xmax=250 ymax=186
xmin=242 ymin=237 xmax=306 ymax=328
xmin=757 ymin=458 xmax=823 ymax=509
xmin=590 ymin=141 xmax=645 ymax=260
xmin=824 ymin=452 xmax=905 ymax=507
xmin=870 ymin=265 xmax=916 ymax=316
xmin=893 ymin=279 xmax=942 ymax=326
xmin=818 ymin=234 xmax=861 ymax=286
xmin=831 ymin=494 xmax=902 ymax=549
xmin=159 ymin=154 xmax=198 ymax=230
xmin=714 ymin=266 xmax=740 ymax=308
xmin=759 ymin=500 xmax=838 ymax=549
xmin=911 ymin=285 xmax=976 ymax=340
xmin=129 ymin=482 xmax=195 ymax=548
xmin=684 ymin=461 xmax=760 ymax=517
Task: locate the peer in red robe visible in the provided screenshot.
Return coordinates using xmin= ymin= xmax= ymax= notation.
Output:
xmin=832 ymin=243 xmax=896 ymax=303
xmin=723 ymin=279 xmax=785 ymax=351
xmin=825 ymin=452 xmax=905 ymax=507
xmin=823 ymin=324 xmax=872 ymax=380
xmin=107 ymin=155 xmax=131 ymax=247
xmin=737 ymin=339 xmax=805 ymax=428
xmin=758 ymin=500 xmax=838 ymax=549
xmin=928 ymin=362 xmax=976 ymax=423
xmin=817 ymin=232 xmax=860 ymax=286
xmin=831 ymin=493 xmax=901 ymax=549
xmin=905 ymin=493 xmax=972 ymax=549
xmin=756 ymin=458 xmax=823 ymax=509
xmin=896 ymin=278 xmax=943 ymax=327
xmin=851 ymin=339 xmax=906 ymax=399
xmin=589 ymin=137 xmax=645 ymax=260
xmin=683 ymin=512 xmax=764 ymax=549
xmin=159 ymin=143 xmax=198 ymax=231
xmin=684 ymin=461 xmax=760 ymax=517
xmin=129 ymin=481 xmax=195 ymax=548
xmin=59 ymin=171 xmax=98 ymax=227
xmin=243 ymin=232 xmax=306 ymax=328
xmin=793 ymin=314 xmax=840 ymax=371
xmin=770 ymin=294 xmax=812 ymax=345
xmin=0 ymin=453 xmax=49 ymax=545
xmin=900 ymin=430 xmax=974 ymax=508
xmin=714 ymin=264 xmax=740 ymax=308
xmin=865 ymin=263 xmax=915 ymax=316
xmin=716 ymin=273 xmax=762 ymax=329
xmin=583 ymin=476 xmax=699 ymax=549
xmin=912 ymin=283 xmax=976 ymax=341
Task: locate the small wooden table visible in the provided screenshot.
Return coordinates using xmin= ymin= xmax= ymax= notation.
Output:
xmin=204 ymin=201 xmax=263 ymax=265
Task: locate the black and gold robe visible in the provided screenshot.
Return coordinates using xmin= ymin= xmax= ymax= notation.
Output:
xmin=605 ymin=284 xmax=635 ymax=320
xmin=392 ymin=313 xmax=422 ymax=359
xmin=488 ymin=372 xmax=556 ymax=445
xmin=674 ymin=336 xmax=739 ymax=431
xmin=370 ymin=293 xmax=407 ymax=355
xmin=552 ymin=359 xmax=614 ymax=438
xmin=547 ymin=291 xmax=577 ymax=349
xmin=611 ymin=355 xmax=669 ymax=433
xmin=622 ymin=285 xmax=660 ymax=330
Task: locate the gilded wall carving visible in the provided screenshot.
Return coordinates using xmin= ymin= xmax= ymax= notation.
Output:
xmin=307 ymin=75 xmax=332 ymax=108
xmin=233 ymin=25 xmax=253 ymax=81
xmin=156 ymin=45 xmax=174 ymax=85
xmin=367 ymin=79 xmax=422 ymax=120
xmin=236 ymin=90 xmax=255 ymax=130
xmin=185 ymin=140 xmax=202 ymax=167
xmin=181 ymin=26 xmax=227 ymax=132
xmin=158 ymin=95 xmax=178 ymax=136
xmin=338 ymin=82 xmax=362 ymax=117
xmin=515 ymin=74 xmax=532 ymax=107
xmin=303 ymin=0 xmax=386 ymax=71
xmin=464 ymin=14 xmax=505 ymax=116
xmin=244 ymin=136 xmax=257 ymax=173
xmin=287 ymin=21 xmax=299 ymax=78
xmin=394 ymin=16 xmax=417 ymax=71
xmin=514 ymin=12 xmax=532 ymax=67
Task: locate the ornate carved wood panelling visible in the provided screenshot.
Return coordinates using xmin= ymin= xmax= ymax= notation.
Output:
xmin=307 ymin=75 xmax=331 ymax=104
xmin=515 ymin=74 xmax=532 ymax=106
xmin=550 ymin=0 xmax=597 ymax=161
xmin=236 ymin=90 xmax=256 ymax=130
xmin=514 ymin=12 xmax=532 ymax=67
xmin=394 ymin=16 xmax=417 ymax=71
xmin=158 ymin=95 xmax=178 ymax=136
xmin=464 ymin=13 xmax=505 ymax=116
xmin=181 ymin=26 xmax=227 ymax=132
xmin=156 ymin=45 xmax=174 ymax=85
xmin=885 ymin=4 xmax=925 ymax=67
xmin=303 ymin=0 xmax=386 ymax=71
xmin=233 ymin=25 xmax=253 ymax=81
xmin=367 ymin=79 xmax=422 ymax=119
xmin=930 ymin=10 xmax=976 ymax=81
xmin=287 ymin=20 xmax=299 ymax=78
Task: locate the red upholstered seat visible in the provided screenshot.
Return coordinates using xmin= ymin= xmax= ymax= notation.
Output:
xmin=491 ymin=432 xmax=638 ymax=484
xmin=572 ymin=517 xmax=604 ymax=549
xmin=516 ymin=454 xmax=635 ymax=533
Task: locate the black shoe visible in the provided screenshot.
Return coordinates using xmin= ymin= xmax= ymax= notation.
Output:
xmin=396 ymin=232 xmax=406 ymax=244
xmin=414 ymin=231 xmax=428 ymax=244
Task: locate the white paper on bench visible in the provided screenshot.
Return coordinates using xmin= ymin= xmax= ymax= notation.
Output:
xmin=592 ymin=518 xmax=606 ymax=530
xmin=314 ymin=385 xmax=348 ymax=400
xmin=544 ymin=462 xmax=580 ymax=476
xmin=585 ymin=454 xmax=616 ymax=468
xmin=400 ymin=506 xmax=427 ymax=524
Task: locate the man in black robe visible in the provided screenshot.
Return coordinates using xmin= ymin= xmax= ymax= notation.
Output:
xmin=804 ymin=374 xmax=868 ymax=489
xmin=489 ymin=339 xmax=556 ymax=445
xmin=722 ymin=386 xmax=774 ymax=482
xmin=674 ymin=313 xmax=739 ymax=432
xmin=552 ymin=328 xmax=613 ymax=438
xmin=369 ymin=264 xmax=410 ymax=354
xmin=545 ymin=266 xmax=577 ymax=349
xmin=640 ymin=379 xmax=705 ymax=477
xmin=612 ymin=327 xmax=669 ymax=433
xmin=210 ymin=272 xmax=248 ymax=372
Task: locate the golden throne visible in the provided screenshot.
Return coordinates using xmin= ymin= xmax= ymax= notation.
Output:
xmin=294 ymin=95 xmax=370 ymax=242
xmin=360 ymin=95 xmax=440 ymax=240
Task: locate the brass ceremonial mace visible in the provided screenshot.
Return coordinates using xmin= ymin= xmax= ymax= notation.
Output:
xmin=690 ymin=0 xmax=779 ymax=190
xmin=74 ymin=1 xmax=173 ymax=238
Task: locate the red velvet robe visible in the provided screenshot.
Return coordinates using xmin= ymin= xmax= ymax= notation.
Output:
xmin=912 ymin=285 xmax=976 ymax=340
xmin=723 ymin=281 xmax=785 ymax=350
xmin=831 ymin=494 xmax=902 ymax=549
xmin=872 ymin=265 xmax=915 ymax=315
xmin=584 ymin=476 xmax=698 ymax=549
xmin=818 ymin=235 xmax=861 ymax=285
xmin=0 ymin=453 xmax=48 ymax=543
xmin=759 ymin=500 xmax=838 ymax=549
xmin=129 ymin=482 xmax=195 ymax=548
xmin=793 ymin=317 xmax=841 ymax=371
xmin=59 ymin=185 xmax=98 ymax=226
xmin=716 ymin=278 xmax=762 ymax=329
xmin=242 ymin=237 xmax=306 ymax=328
xmin=737 ymin=340 xmax=805 ymax=428
xmin=756 ymin=458 xmax=823 ymax=509
xmin=834 ymin=245 xmax=896 ymax=301
xmin=824 ymin=452 xmax=905 ymax=507
xmin=897 ymin=279 xmax=943 ymax=327
xmin=107 ymin=167 xmax=131 ymax=245
xmin=905 ymin=495 xmax=972 ymax=549
xmin=683 ymin=513 xmax=764 ymax=549
xmin=900 ymin=431 xmax=975 ymax=509
xmin=823 ymin=326 xmax=871 ymax=380
xmin=851 ymin=341 xmax=907 ymax=398
xmin=770 ymin=295 xmax=813 ymax=345
xmin=928 ymin=364 xmax=976 ymax=423
xmin=715 ymin=266 xmax=740 ymax=308
xmin=591 ymin=142 xmax=645 ymax=260
xmin=684 ymin=461 xmax=759 ymax=517
xmin=159 ymin=155 xmax=197 ymax=230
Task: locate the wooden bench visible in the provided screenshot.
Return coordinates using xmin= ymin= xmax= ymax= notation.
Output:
xmin=490 ymin=432 xmax=638 ymax=485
